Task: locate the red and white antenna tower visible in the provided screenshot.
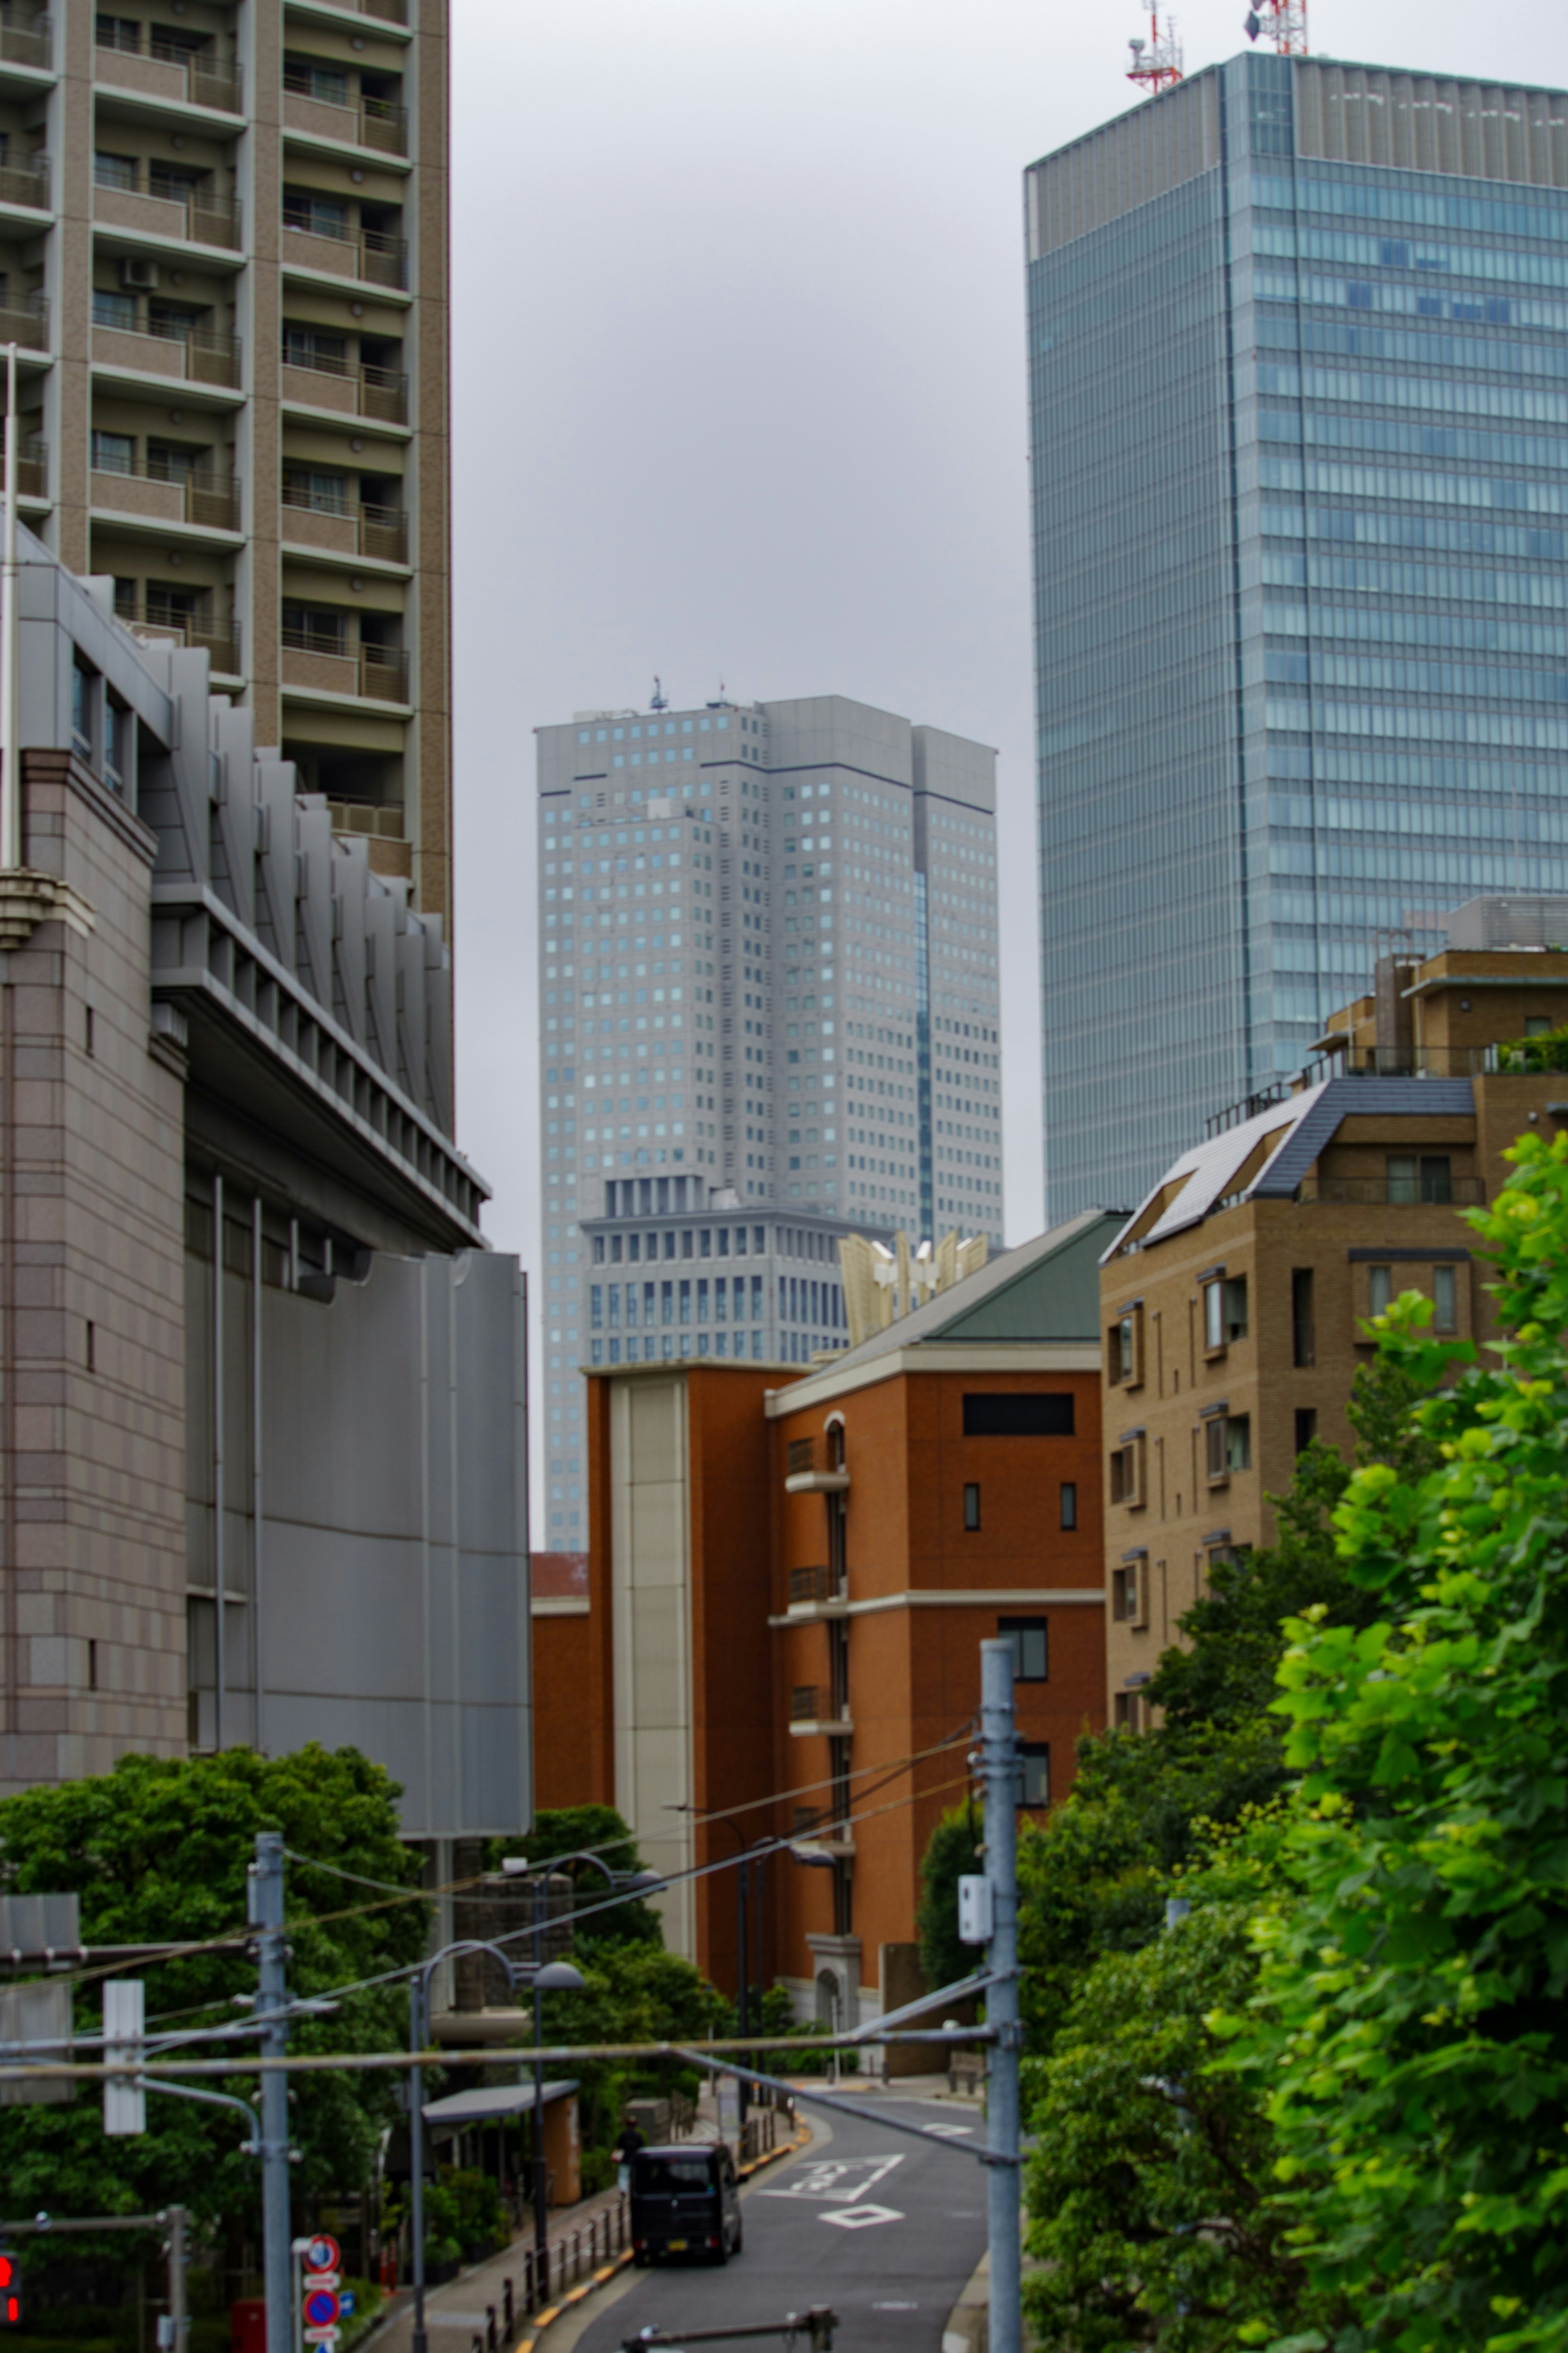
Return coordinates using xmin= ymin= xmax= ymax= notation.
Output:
xmin=1244 ymin=0 xmax=1308 ymax=54
xmin=1126 ymin=11 xmax=1183 ymax=91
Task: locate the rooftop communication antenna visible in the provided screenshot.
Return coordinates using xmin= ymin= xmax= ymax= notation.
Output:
xmin=1244 ymin=0 xmax=1308 ymax=53
xmin=650 ymin=676 xmax=668 ymax=711
xmin=1127 ymin=11 xmax=1183 ymax=90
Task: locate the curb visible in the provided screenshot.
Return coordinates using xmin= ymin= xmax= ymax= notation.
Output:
xmin=512 ymin=2123 xmax=813 ymax=2353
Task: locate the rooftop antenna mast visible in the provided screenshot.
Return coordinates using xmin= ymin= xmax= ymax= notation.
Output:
xmin=650 ymin=675 xmax=668 ymax=711
xmin=1243 ymin=0 xmax=1308 ymax=54
xmin=1127 ymin=10 xmax=1183 ymax=91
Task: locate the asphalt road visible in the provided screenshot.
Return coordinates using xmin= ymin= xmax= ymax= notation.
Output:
xmin=566 ymin=2092 xmax=989 ymax=2353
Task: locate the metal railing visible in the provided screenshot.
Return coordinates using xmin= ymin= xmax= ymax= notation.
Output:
xmin=93 ymin=316 xmax=241 ymax=387
xmin=280 ymin=486 xmax=408 ymax=562
xmin=281 ymin=216 xmax=408 ymax=289
xmin=328 ymin=799 xmax=406 ymax=843
xmin=1 ymin=432 xmax=46 ymax=499
xmin=281 ymin=628 xmax=409 ymax=702
xmin=95 ymin=29 xmax=242 ymax=112
xmin=113 ymin=601 xmax=241 ymax=675
xmin=0 ymin=10 xmax=51 ymax=70
xmin=1296 ymin=1176 xmax=1485 ymax=1207
xmin=282 ymin=75 xmax=408 ymax=154
xmin=0 ymin=298 xmax=47 ymax=350
xmin=0 ymin=153 xmax=47 ymax=210
xmin=788 ymin=1564 xmax=844 ymax=1607
xmin=507 ymin=2196 xmax=628 ymax=2321
xmin=279 ymin=349 xmax=407 ymax=422
xmin=89 ymin=455 xmax=240 ymax=531
xmin=791 ymin=1684 xmax=849 ymax=1725
xmin=92 ymin=164 xmax=243 ymax=250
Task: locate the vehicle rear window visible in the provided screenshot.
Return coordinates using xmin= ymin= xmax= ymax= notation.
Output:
xmin=634 ymin=2155 xmax=715 ymax=2191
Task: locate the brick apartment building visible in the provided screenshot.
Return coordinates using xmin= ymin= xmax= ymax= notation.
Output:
xmin=1099 ymin=897 xmax=1568 ymax=1726
xmin=532 ymin=1211 xmax=1117 ymax=2033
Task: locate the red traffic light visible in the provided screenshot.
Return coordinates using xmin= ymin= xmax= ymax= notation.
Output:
xmin=0 ymin=2252 xmax=20 ymax=2327
xmin=0 ymin=2260 xmax=13 ymax=2288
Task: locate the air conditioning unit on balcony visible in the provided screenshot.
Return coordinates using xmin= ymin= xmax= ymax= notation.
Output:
xmin=120 ymin=258 xmax=160 ymax=292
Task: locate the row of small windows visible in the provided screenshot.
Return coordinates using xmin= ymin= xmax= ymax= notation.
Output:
xmin=579 ymin=716 xmax=734 ymax=744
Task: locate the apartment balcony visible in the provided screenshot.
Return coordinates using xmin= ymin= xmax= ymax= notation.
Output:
xmin=281 ymin=219 xmax=407 ymax=290
xmin=114 ymin=602 xmax=241 ymax=676
xmin=1296 ymin=1176 xmax=1486 ymax=1208
xmin=0 ymin=10 xmax=52 ymax=74
xmin=93 ymin=170 xmax=243 ymax=253
xmin=281 ymin=490 xmax=408 ymax=564
xmin=281 ymin=629 xmax=408 ymax=705
xmin=302 ymin=0 xmax=406 ymax=20
xmin=785 ymin=1434 xmax=849 ymax=1494
xmin=280 ymin=354 xmax=407 ymax=425
xmin=788 ymin=1685 xmax=853 ymax=1738
xmin=0 ymin=297 xmax=47 ymax=352
xmin=93 ymin=319 xmax=241 ymax=390
xmin=283 ymin=83 xmax=408 ymax=156
xmin=328 ymin=799 xmax=405 ymax=843
xmin=2 ymin=433 xmax=47 ymax=500
xmin=788 ymin=1564 xmax=848 ymax=1617
xmin=95 ymin=33 xmax=243 ymax=115
xmin=89 ymin=457 xmax=240 ymax=533
xmin=0 ymin=152 xmax=48 ymax=212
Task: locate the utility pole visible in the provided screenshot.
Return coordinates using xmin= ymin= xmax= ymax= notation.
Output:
xmin=980 ymin=1638 xmax=1021 ymax=2353
xmin=409 ymin=1976 xmax=429 ymax=2353
xmin=164 ymin=2206 xmax=187 ymax=2353
xmin=532 ymin=1880 xmax=549 ymax=2298
xmin=249 ymin=1834 xmax=291 ymax=2353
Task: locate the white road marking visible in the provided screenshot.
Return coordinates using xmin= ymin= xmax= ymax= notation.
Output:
xmin=758 ymin=2153 xmax=905 ymax=2203
xmin=819 ymin=2202 xmax=903 ymax=2230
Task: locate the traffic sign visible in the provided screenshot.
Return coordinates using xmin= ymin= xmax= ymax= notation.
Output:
xmin=305 ymin=2272 xmax=340 ymax=2293
xmin=303 ymin=2235 xmax=340 ymax=2275
xmin=303 ymin=2288 xmax=340 ymax=2330
xmin=304 ymin=2333 xmax=339 ymax=2349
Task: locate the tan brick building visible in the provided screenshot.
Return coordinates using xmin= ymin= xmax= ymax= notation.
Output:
xmin=1099 ymin=901 xmax=1568 ymax=1726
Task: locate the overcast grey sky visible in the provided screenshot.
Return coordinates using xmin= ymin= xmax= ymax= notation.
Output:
xmin=448 ymin=0 xmax=1558 ymax=1481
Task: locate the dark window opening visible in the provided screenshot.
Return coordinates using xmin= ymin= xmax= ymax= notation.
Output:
xmin=963 ymin=1482 xmax=980 ymax=1532
xmin=999 ymin=1616 xmax=1048 ymax=1681
xmin=1020 ymin=1743 xmax=1050 ymax=1807
xmin=1060 ymin=1480 xmax=1077 ymax=1530
xmin=1292 ymin=1267 xmax=1314 ymax=1367
xmin=1294 ymin=1407 xmax=1317 ymax=1456
xmin=962 ymin=1392 xmax=1074 ymax=1437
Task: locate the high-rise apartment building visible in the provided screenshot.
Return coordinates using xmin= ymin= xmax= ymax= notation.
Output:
xmin=1027 ymin=51 xmax=1568 ymax=1218
xmin=0 ymin=0 xmax=448 ymax=915
xmin=535 ymin=693 xmax=1002 ymax=1548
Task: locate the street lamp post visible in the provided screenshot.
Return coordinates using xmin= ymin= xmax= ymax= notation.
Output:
xmin=408 ymin=1938 xmax=584 ymax=2353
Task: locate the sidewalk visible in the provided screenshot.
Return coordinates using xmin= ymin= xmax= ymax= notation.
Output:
xmin=364 ymin=2182 xmax=630 ymax=2353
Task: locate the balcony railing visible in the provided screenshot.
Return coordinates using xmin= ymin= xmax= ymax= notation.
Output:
xmin=1 ymin=431 xmax=47 ymax=499
xmin=0 ymin=153 xmax=47 ymax=210
xmin=1296 ymin=1176 xmax=1486 ymax=1207
xmin=93 ymin=317 xmax=240 ymax=388
xmin=95 ymin=32 xmax=242 ymax=114
xmin=114 ymin=601 xmax=241 ymax=675
xmin=0 ymin=11 xmax=52 ymax=71
xmin=328 ymin=799 xmax=405 ymax=842
xmin=788 ymin=1564 xmax=845 ymax=1608
xmin=281 ymin=218 xmax=407 ymax=290
xmin=281 ymin=81 xmax=409 ymax=156
xmin=92 ymin=167 xmax=243 ymax=252
xmin=89 ymin=456 xmax=240 ymax=532
xmin=281 ymin=488 xmax=407 ymax=563
xmin=330 ymin=0 xmax=407 ymax=18
xmin=0 ymin=297 xmax=47 ymax=350
xmin=281 ymin=630 xmax=409 ymax=704
xmin=785 ymin=1433 xmax=849 ymax=1490
xmin=280 ymin=352 xmax=407 ymax=424
xmin=789 ymin=1685 xmax=851 ymax=1731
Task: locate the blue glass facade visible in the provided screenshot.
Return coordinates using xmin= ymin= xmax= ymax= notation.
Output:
xmin=1028 ymin=52 xmax=1568 ymax=1218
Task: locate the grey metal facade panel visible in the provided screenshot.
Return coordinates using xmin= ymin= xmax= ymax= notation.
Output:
xmin=1025 ymin=69 xmax=1223 ymax=260
xmin=1293 ymin=58 xmax=1568 ymax=187
xmin=1251 ymin=1077 xmax=1477 ymax=1198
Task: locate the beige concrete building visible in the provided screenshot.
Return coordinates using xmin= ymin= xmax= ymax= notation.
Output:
xmin=0 ymin=0 xmax=448 ymax=912
xmin=1098 ymin=901 xmax=1568 ymax=1726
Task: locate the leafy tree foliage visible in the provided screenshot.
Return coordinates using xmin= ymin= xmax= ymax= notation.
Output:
xmin=1220 ymin=1132 xmax=1568 ymax=2351
xmin=915 ymin=1802 xmax=983 ymax=1994
xmin=0 ymin=1745 xmax=428 ymax=2249
xmin=487 ymin=1805 xmax=663 ymax=1948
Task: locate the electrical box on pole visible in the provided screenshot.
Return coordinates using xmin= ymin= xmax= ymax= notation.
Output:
xmin=103 ymin=1980 xmax=146 ymax=2136
xmin=0 ymin=1979 xmax=74 ymax=2108
xmin=957 ymin=1875 xmax=993 ymax=1946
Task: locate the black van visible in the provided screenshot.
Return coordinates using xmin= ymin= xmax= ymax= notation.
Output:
xmin=630 ymin=2143 xmax=743 ymax=2264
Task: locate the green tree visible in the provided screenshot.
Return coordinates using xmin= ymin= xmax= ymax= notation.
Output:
xmin=1218 ymin=1129 xmax=1568 ymax=2351
xmin=0 ymin=1746 xmax=428 ymax=2250
xmin=1025 ymin=1891 xmax=1335 ymax=2353
xmin=915 ymin=1802 xmax=983 ymax=1994
xmin=488 ymin=1806 xmax=662 ymax=1948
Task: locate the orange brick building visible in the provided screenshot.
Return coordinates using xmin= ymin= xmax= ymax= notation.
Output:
xmin=540 ymin=1213 xmax=1116 ymax=2034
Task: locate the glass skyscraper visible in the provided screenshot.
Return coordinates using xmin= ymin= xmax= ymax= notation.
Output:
xmin=1027 ymin=52 xmax=1568 ymax=1218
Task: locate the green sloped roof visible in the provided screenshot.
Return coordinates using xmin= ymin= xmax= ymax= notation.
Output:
xmin=931 ymin=1211 xmax=1126 ymax=1343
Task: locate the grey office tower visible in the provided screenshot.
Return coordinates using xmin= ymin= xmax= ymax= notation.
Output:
xmin=1027 ymin=51 xmax=1568 ymax=1218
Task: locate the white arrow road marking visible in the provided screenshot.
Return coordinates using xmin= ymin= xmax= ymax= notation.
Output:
xmin=922 ymin=2123 xmax=974 ymax=2139
xmin=819 ymin=2202 xmax=903 ymax=2230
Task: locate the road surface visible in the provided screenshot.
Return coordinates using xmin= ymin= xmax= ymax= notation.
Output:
xmin=566 ymin=2091 xmax=989 ymax=2352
